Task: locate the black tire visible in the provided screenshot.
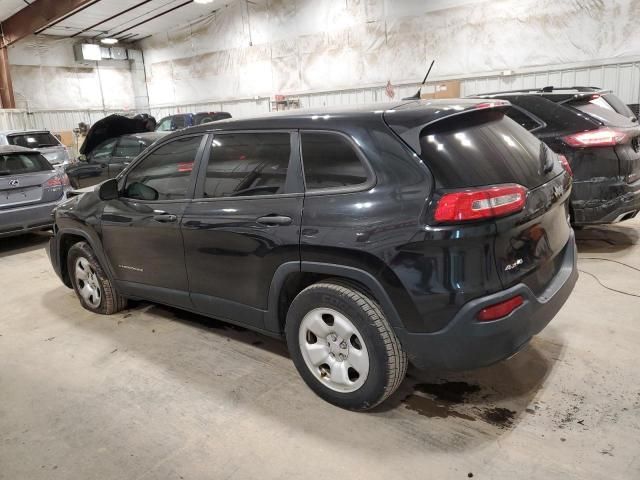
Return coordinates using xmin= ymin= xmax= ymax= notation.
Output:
xmin=67 ymin=241 xmax=127 ymax=315
xmin=285 ymin=280 xmax=407 ymax=411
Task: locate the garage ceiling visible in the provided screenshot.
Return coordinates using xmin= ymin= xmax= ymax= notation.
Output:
xmin=0 ymin=0 xmax=29 ymax=22
xmin=2 ymin=0 xmax=228 ymax=43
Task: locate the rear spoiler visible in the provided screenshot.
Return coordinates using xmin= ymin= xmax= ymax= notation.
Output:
xmin=385 ymin=100 xmax=512 ymax=154
xmin=557 ymin=90 xmax=612 ymax=105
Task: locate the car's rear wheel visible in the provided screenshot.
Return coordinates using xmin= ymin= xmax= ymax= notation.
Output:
xmin=285 ymin=280 xmax=407 ymax=410
xmin=67 ymin=241 xmax=126 ymax=315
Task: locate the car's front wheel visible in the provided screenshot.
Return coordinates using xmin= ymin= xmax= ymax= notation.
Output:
xmin=67 ymin=241 xmax=127 ymax=315
xmin=285 ymin=280 xmax=407 ymax=410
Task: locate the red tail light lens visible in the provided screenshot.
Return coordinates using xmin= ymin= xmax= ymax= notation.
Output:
xmin=477 ymin=295 xmax=524 ymax=322
xmin=434 ymin=184 xmax=528 ymax=223
xmin=558 ymin=154 xmax=572 ymax=176
xmin=563 ymin=128 xmax=628 ymax=147
xmin=45 ymin=175 xmax=70 ymax=188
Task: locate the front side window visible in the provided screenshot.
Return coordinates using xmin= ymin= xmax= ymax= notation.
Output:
xmin=123 ymin=135 xmax=203 ymax=201
xmin=90 ymin=139 xmax=117 ymax=162
xmin=114 ymin=137 xmax=142 ymax=158
xmin=156 ymin=118 xmax=173 ymax=132
xmin=300 ymin=132 xmax=369 ymax=191
xmin=203 ymin=133 xmax=291 ymax=198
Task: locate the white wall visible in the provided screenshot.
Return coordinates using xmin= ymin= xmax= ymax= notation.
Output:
xmin=139 ymin=0 xmax=640 ymax=110
xmin=7 ymin=35 xmax=137 ymax=111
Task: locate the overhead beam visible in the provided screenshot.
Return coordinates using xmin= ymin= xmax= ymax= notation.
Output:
xmin=0 ymin=0 xmax=100 ymax=47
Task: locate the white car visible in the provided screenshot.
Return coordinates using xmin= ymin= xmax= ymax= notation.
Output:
xmin=0 ymin=129 xmax=71 ymax=168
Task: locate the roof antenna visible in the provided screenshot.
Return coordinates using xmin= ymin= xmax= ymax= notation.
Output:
xmin=403 ymin=60 xmax=435 ymax=100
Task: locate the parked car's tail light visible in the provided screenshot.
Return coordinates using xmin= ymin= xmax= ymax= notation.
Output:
xmin=558 ymin=154 xmax=573 ymax=176
xmin=563 ymin=127 xmax=628 ymax=147
xmin=45 ymin=174 xmax=70 ymax=188
xmin=434 ymin=184 xmax=528 ymax=223
xmin=177 ymin=162 xmax=193 ymax=172
xmin=477 ymin=295 xmax=524 ymax=322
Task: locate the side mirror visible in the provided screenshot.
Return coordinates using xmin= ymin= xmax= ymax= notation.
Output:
xmin=98 ymin=178 xmax=119 ymax=201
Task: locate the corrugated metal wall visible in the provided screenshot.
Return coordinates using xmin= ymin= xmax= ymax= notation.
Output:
xmin=460 ymin=62 xmax=640 ymax=104
xmin=2 ymin=61 xmax=639 ymax=131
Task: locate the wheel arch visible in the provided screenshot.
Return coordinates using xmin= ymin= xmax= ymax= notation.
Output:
xmin=56 ymin=228 xmax=115 ymax=287
xmin=265 ymin=261 xmax=404 ymax=335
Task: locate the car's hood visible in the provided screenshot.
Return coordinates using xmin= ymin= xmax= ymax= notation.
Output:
xmin=80 ymin=114 xmax=156 ymax=155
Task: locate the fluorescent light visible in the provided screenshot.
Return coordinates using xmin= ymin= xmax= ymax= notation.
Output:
xmin=100 ymin=38 xmax=118 ymax=45
xmin=194 ymin=0 xmax=215 ymax=3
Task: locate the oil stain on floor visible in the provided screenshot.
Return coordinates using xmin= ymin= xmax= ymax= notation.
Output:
xmin=402 ymin=381 xmax=516 ymax=428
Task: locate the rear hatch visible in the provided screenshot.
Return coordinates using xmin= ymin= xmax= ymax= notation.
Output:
xmin=385 ymin=101 xmax=572 ymax=290
xmin=7 ymin=131 xmax=69 ymax=165
xmin=0 ymin=152 xmax=64 ymax=209
xmin=562 ymin=93 xmax=640 ymax=183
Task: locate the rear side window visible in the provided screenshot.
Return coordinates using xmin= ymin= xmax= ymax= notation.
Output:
xmin=419 ymin=110 xmax=560 ymax=189
xmin=301 ymin=132 xmax=369 ymax=191
xmin=156 ymin=118 xmax=173 ymax=132
xmin=7 ymin=132 xmax=59 ymax=148
xmin=504 ymin=107 xmax=543 ymax=131
xmin=0 ymin=153 xmax=52 ymax=175
xmin=173 ymin=116 xmax=186 ymax=129
xmin=124 ymin=135 xmax=203 ymax=201
xmin=203 ymin=133 xmax=291 ymax=198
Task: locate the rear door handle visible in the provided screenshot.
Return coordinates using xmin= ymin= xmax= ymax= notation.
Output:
xmin=256 ymin=215 xmax=292 ymax=226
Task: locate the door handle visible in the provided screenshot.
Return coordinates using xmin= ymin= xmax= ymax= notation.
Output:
xmin=153 ymin=213 xmax=177 ymax=223
xmin=256 ymin=215 xmax=292 ymax=226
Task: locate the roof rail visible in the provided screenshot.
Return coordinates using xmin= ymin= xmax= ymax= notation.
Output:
xmin=474 ymin=86 xmax=607 ymax=97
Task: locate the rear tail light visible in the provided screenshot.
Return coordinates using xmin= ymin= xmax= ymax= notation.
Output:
xmin=558 ymin=154 xmax=572 ymax=176
xmin=563 ymin=128 xmax=628 ymax=147
xmin=477 ymin=295 xmax=524 ymax=322
xmin=434 ymin=184 xmax=528 ymax=223
xmin=45 ymin=174 xmax=70 ymax=188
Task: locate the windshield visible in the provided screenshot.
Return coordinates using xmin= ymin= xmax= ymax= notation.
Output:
xmin=7 ymin=132 xmax=60 ymax=148
xmin=0 ymin=153 xmax=53 ymax=176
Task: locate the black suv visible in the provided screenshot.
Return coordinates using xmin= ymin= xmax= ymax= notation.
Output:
xmin=474 ymin=87 xmax=640 ymax=225
xmin=48 ymin=100 xmax=577 ymax=410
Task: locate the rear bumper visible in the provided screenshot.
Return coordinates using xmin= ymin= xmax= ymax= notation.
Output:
xmin=395 ymin=231 xmax=578 ymax=370
xmin=571 ymin=177 xmax=640 ymax=224
xmin=0 ymin=198 xmax=64 ymax=238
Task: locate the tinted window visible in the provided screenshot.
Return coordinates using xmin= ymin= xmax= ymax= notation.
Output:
xmin=91 ymin=139 xmax=117 ymax=162
xmin=7 ymin=132 xmax=59 ymax=148
xmin=114 ymin=137 xmax=141 ymax=158
xmin=156 ymin=118 xmax=173 ymax=132
xmin=573 ymin=98 xmax=633 ymax=127
xmin=124 ymin=135 xmax=202 ymax=201
xmin=301 ymin=132 xmax=369 ymax=190
xmin=173 ymin=116 xmax=186 ymax=129
xmin=504 ymin=107 xmax=542 ymax=131
xmin=419 ymin=110 xmax=560 ymax=189
xmin=0 ymin=153 xmax=52 ymax=175
xmin=602 ymin=94 xmax=636 ymax=118
xmin=203 ymin=133 xmax=291 ymax=198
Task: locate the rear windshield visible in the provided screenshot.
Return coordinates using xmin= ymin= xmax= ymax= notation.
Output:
xmin=571 ymin=97 xmax=633 ymax=127
xmin=419 ymin=110 xmax=561 ymax=189
xmin=7 ymin=132 xmax=60 ymax=148
xmin=0 ymin=153 xmax=53 ymax=176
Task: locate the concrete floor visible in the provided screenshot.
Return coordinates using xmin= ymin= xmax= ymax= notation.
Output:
xmin=0 ymin=219 xmax=639 ymax=480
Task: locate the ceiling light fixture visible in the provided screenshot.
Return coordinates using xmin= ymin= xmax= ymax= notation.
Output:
xmin=100 ymin=38 xmax=119 ymax=45
xmin=193 ymin=0 xmax=215 ymax=4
